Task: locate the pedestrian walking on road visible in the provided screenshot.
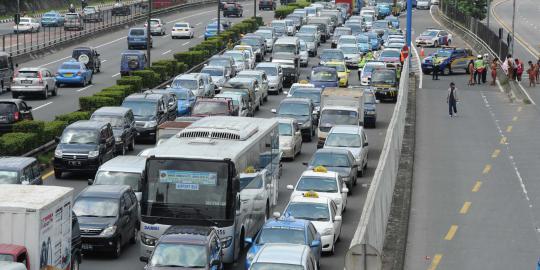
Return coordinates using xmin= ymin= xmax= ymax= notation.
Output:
xmin=527 ymin=61 xmax=536 ymax=87
xmin=535 ymin=59 xmax=540 ymax=81
xmin=468 ymin=60 xmax=475 ymax=86
xmin=432 ymin=53 xmax=441 ymax=80
xmin=447 ymin=82 xmax=458 ymax=117
xmin=515 ymin=59 xmax=523 ymax=82
xmin=491 ymin=58 xmax=499 ymax=86
xmin=505 ymin=54 xmax=515 ymax=81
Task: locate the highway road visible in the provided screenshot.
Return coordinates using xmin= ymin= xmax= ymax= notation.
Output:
xmin=405 ymin=6 xmax=540 ymax=270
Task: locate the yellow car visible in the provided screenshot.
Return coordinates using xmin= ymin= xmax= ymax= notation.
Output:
xmin=324 ymin=61 xmax=350 ymax=87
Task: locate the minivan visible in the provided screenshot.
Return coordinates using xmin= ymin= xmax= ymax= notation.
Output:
xmin=127 ymin=28 xmax=153 ymax=50
xmin=0 ymin=157 xmax=43 ymax=185
xmin=90 ymin=107 xmax=136 ymax=155
xmin=0 ymin=99 xmax=33 ymax=133
xmin=89 ymin=155 xmax=146 ymax=202
xmin=121 ymin=93 xmax=171 ymax=142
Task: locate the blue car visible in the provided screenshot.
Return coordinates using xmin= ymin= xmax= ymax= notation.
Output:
xmin=120 ymin=50 xmax=147 ymax=76
xmin=366 ymin=32 xmax=381 ymax=51
xmin=377 ymin=4 xmax=392 ymax=18
xmin=421 ymin=47 xmax=474 ymax=75
xmin=204 ymin=22 xmax=224 ymax=40
xmin=41 ymin=11 xmax=64 ymax=27
xmin=55 ymin=59 xmax=93 ymax=87
xmin=244 ymin=216 xmax=322 ymax=269
xmin=127 ymin=27 xmax=153 ymax=49
xmin=168 ymin=87 xmax=196 ymax=115
xmin=309 ymin=66 xmax=339 ymax=89
xmin=387 ymin=16 xmax=400 ymax=29
xmin=356 ymin=35 xmax=371 ymax=53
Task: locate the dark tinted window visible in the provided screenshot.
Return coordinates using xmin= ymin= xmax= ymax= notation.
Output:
xmin=0 ymin=103 xmax=17 ymax=114
xmin=0 ymin=56 xmax=9 ymax=69
xmin=130 ymin=29 xmax=145 ymax=36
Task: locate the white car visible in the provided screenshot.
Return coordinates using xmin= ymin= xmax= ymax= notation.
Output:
xmin=283 ymin=193 xmax=342 ymax=254
xmin=144 ymin=18 xmax=166 ymax=36
xmin=240 ymin=166 xmax=278 ymax=212
xmin=171 ymin=22 xmax=194 ymax=39
xmin=223 ymin=50 xmax=248 ymax=72
xmin=277 ymin=117 xmax=303 ymax=159
xmin=287 ymin=82 xmax=315 ymax=96
xmin=323 ymin=125 xmax=369 ymax=176
xmin=359 ymin=61 xmax=386 ymax=86
xmin=287 ymin=167 xmax=348 ymax=212
xmin=299 ymin=40 xmax=309 ymax=67
xmin=13 ymin=17 xmax=40 ymax=33
xmin=416 ymin=0 xmax=431 ymax=9
xmin=233 ymin=45 xmax=256 ymax=69
xmin=415 ymin=29 xmax=452 ymax=47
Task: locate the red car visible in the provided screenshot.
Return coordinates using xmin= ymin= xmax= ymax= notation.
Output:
xmin=0 ymin=244 xmax=30 ymax=269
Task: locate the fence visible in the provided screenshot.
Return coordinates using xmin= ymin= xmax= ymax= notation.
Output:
xmin=345 ymin=61 xmax=409 ymax=270
xmin=440 ymin=1 xmax=509 ymax=59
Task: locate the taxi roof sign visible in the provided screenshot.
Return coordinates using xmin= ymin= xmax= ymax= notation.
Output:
xmin=313 ymin=166 xmax=328 ymax=173
xmin=244 ymin=166 xmax=256 ymax=173
xmin=303 ymin=191 xmax=319 ymax=198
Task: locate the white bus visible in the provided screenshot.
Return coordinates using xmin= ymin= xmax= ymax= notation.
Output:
xmin=139 ymin=116 xmax=280 ymax=263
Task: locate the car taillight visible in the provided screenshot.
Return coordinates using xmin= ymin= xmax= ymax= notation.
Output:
xmin=37 ymin=71 xmax=44 ymax=85
xmin=77 ymin=72 xmax=82 ymax=76
xmin=13 ymin=112 xmax=20 ymax=121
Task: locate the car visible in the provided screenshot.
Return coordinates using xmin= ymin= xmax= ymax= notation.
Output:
xmin=0 ymin=99 xmax=33 ymax=133
xmin=11 ymin=67 xmax=57 ymax=99
xmin=245 ymin=218 xmax=321 ymax=269
xmin=167 ymin=87 xmax=196 ymax=116
xmin=288 ymin=86 xmax=322 ymax=118
xmin=287 ymin=166 xmax=348 ymax=211
xmin=207 ymin=55 xmax=236 ymax=77
xmin=82 ymin=6 xmax=103 ymax=22
xmin=249 ymin=243 xmax=319 ymax=270
xmin=356 ymin=35 xmax=372 ymax=55
xmin=13 ymin=17 xmax=40 ymax=33
xmin=344 ymin=22 xmax=363 ymax=36
xmin=121 ymin=93 xmax=172 ymax=142
xmin=416 ymin=0 xmax=430 ymax=8
xmin=255 ymin=62 xmax=283 ymax=94
xmin=144 ymin=89 xmax=180 ymax=120
xmin=295 ymin=33 xmax=318 ymax=56
xmin=72 ymin=46 xmax=101 ymax=73
xmin=204 ymin=22 xmax=225 ymax=40
xmin=271 ymin=20 xmax=288 ymax=37
xmin=201 ymin=66 xmax=229 ymax=92
xmin=223 ymin=50 xmax=249 ymax=72
xmin=64 ymin=13 xmax=84 ymax=31
xmin=191 ymin=97 xmax=235 ymax=117
xmin=89 ymin=155 xmax=146 ymax=202
xmin=420 ymin=47 xmax=475 ymax=75
xmin=112 ymin=2 xmax=131 ymax=16
xmin=53 ymin=120 xmax=116 ymax=178
xmin=120 ymin=50 xmax=147 ymax=76
xmin=254 ymin=29 xmax=276 ymax=52
xmin=171 ymin=73 xmax=214 ymax=97
xmin=306 ymin=148 xmax=358 ymax=190
xmin=224 ymin=77 xmax=261 ymax=110
xmin=359 ymin=60 xmax=386 ymax=86
xmin=41 ymin=11 xmax=65 ymax=27
xmin=237 ymin=70 xmax=270 ymax=103
xmin=90 ymin=107 xmax=136 ymax=155
xmin=319 ymin=49 xmax=345 ymax=66
xmin=331 ymin=27 xmax=352 ymax=48
xmin=144 ymin=18 xmax=166 ymax=36
xmin=378 ymin=48 xmax=402 ymax=65
xmin=323 ymin=61 xmax=349 ymax=87
xmin=366 ymin=31 xmax=382 ymax=51
xmin=338 ymin=44 xmax=361 ymax=69
xmin=223 ymin=2 xmax=243 ymax=17
xmin=363 ymin=88 xmax=377 ymax=128
xmin=272 ymin=98 xmax=316 ymax=141
xmin=376 ymin=3 xmax=392 ymax=18
xmin=0 ymin=157 xmax=43 ymax=185
xmin=282 ymin=193 xmax=342 ymax=254
xmin=233 ymin=45 xmax=256 ymax=69
xmin=143 ymin=226 xmax=224 ymax=269
xmin=239 ymin=165 xmax=278 ymax=222
xmin=415 ymin=28 xmax=452 ymax=47
xmin=171 ymin=22 xmax=194 ymax=39
xmin=216 ymin=92 xmax=251 ymax=116
xmin=284 ymin=19 xmax=296 ymax=36
xmin=286 ymin=14 xmax=303 ymax=30
xmin=55 ymin=59 xmax=93 ymax=87
xmin=298 ymin=25 xmax=321 ymax=45
xmin=371 ymin=67 xmax=399 ymax=102
xmin=241 ymin=35 xmax=266 ymax=61
xmin=128 ymin=28 xmax=153 ymax=49
xmin=276 ymin=117 xmax=303 ymax=159
xmin=299 ymin=40 xmax=309 ymax=67
xmin=259 ymin=0 xmax=277 ymax=10
xmin=308 ymin=66 xmax=339 ymax=89
xmin=336 ymin=35 xmax=358 ymax=48
xmin=287 ymin=82 xmax=315 ymax=96
xmin=323 ymin=125 xmax=369 ymax=176
xmin=73 ymin=185 xmax=139 ymax=258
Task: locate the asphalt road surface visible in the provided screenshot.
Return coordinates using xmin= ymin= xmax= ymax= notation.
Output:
xmin=405 ymin=6 xmax=540 ymax=270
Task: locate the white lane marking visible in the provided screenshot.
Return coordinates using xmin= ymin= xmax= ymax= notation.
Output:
xmin=182 ymin=41 xmax=190 ymax=46
xmin=111 ymin=72 xmax=120 ymax=77
xmin=101 ymin=59 xmax=108 ymax=63
xmin=517 ymin=81 xmax=536 ymax=105
xmin=32 ymin=101 xmax=53 ymax=111
xmin=196 ymin=22 xmax=202 ymax=26
xmin=39 ymin=56 xmax=72 ymax=68
xmin=198 ymin=35 xmax=204 ymax=38
xmin=162 ymin=49 xmax=171 ymax=55
xmin=77 ymin=85 xmax=93 ymax=92
xmin=166 ymin=10 xmax=214 ymax=24
xmin=411 ymin=44 xmax=423 ymax=89
xmin=95 ymin=35 xmax=128 ymax=49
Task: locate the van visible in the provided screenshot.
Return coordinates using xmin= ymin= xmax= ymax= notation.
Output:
xmin=272 ymin=37 xmax=300 ymax=86
xmin=90 ymin=106 xmax=136 ymax=155
xmin=64 ymin=13 xmax=84 ymax=31
xmin=222 ymin=77 xmax=259 ymax=111
xmin=0 ymin=52 xmax=14 ymax=93
xmin=89 ymin=155 xmax=146 ymax=201
xmin=121 ymin=93 xmax=171 ymax=142
xmin=0 ymin=157 xmax=43 ymax=185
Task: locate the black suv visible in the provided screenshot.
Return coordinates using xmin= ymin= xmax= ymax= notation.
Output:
xmin=121 ymin=93 xmax=172 ymax=142
xmin=73 ymin=185 xmax=139 ymax=258
xmin=112 ymin=2 xmax=131 ymax=16
xmin=72 ymin=47 xmax=101 ymax=73
xmin=259 ymin=0 xmax=276 ymax=10
xmin=0 ymin=99 xmax=33 ymax=133
xmin=90 ymin=107 xmax=136 ymax=155
xmin=53 ymin=120 xmax=116 ymax=178
xmin=71 ymin=212 xmax=83 ymax=270
xmin=223 ymin=2 xmax=243 ymax=17
xmin=0 ymin=157 xmax=43 ymax=185
xmin=143 ymin=90 xmax=178 ymax=120
xmin=143 ymin=226 xmax=224 ymax=269
xmin=273 ymin=97 xmax=316 ymax=141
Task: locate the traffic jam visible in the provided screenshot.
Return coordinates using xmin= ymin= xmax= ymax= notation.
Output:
xmin=0 ymin=0 xmax=409 ymax=269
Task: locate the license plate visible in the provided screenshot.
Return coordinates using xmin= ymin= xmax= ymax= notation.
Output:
xmin=82 ymin=244 xmax=92 ymax=250
xmin=0 ymin=116 xmax=6 ymax=121
xmin=21 ymin=80 xmax=32 ymax=84
xmin=69 ymin=161 xmax=81 ymax=166
xmin=64 ymin=73 xmax=73 ymax=77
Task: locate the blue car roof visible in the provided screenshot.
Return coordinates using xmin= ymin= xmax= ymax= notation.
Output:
xmin=263 ymin=218 xmax=309 ymax=229
xmin=121 ymin=50 xmax=146 ymax=56
xmin=312 ymin=66 xmax=337 ymax=72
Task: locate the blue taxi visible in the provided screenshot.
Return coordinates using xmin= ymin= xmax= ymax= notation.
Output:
xmin=244 ymin=215 xmax=321 ymax=269
xmin=55 ymin=59 xmax=93 ymax=87
xmin=421 ymin=47 xmax=474 ymax=75
xmin=308 ymin=66 xmax=339 ymax=89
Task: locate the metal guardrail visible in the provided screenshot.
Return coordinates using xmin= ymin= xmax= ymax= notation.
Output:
xmin=345 ymin=61 xmax=409 ymax=270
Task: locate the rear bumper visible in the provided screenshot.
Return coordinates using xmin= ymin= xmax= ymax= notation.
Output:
xmin=56 ymin=76 xmax=85 ymax=84
xmin=11 ymin=86 xmax=47 ymax=92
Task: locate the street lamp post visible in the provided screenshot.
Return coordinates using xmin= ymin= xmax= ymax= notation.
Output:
xmin=147 ymin=0 xmax=152 ymax=68
xmin=486 ymin=0 xmax=490 ymax=29
xmin=511 ymin=0 xmax=515 ymax=55
xmin=16 ymin=0 xmax=19 ymax=53
xmin=254 ymin=0 xmax=257 ymax=19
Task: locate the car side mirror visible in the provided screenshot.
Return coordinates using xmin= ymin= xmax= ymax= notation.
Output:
xmin=283 ymin=91 xmax=288 ymax=95
xmin=286 ymin=184 xmax=294 ymax=190
xmin=270 ymin=108 xmax=277 ymax=113
xmin=334 ymin=215 xmax=342 ymax=221
xmin=310 ymin=240 xmax=321 ymax=247
xmin=363 ymin=142 xmax=369 ymax=147
xmin=342 ymin=187 xmax=349 ymax=193
xmin=273 ymin=212 xmax=281 ymax=218
xmin=87 ymin=178 xmax=94 ymax=185
xmin=245 ymin=237 xmax=253 ymax=245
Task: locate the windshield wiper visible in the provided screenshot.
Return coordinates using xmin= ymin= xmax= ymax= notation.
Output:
xmin=77 ymin=215 xmax=100 ymax=217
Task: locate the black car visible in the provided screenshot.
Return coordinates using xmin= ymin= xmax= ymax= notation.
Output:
xmin=112 ymin=2 xmax=131 ymax=16
xmin=121 ymin=93 xmax=172 ymax=142
xmin=90 ymin=107 xmax=136 ymax=155
xmin=259 ymin=0 xmax=276 ymax=10
xmin=143 ymin=226 xmax=223 ymax=270
xmin=143 ymin=90 xmax=178 ymax=120
xmin=223 ymin=2 xmax=243 ymax=17
xmin=72 ymin=47 xmax=101 ymax=73
xmin=53 ymin=120 xmax=116 ymax=178
xmin=306 ymin=148 xmax=358 ymax=191
xmin=363 ymin=89 xmax=377 ymax=128
xmin=0 ymin=157 xmax=43 ymax=185
xmin=272 ymin=97 xmax=316 ymax=141
xmin=0 ymin=99 xmax=33 ymax=133
xmin=71 ymin=212 xmax=83 ymax=270
xmin=73 ymin=185 xmax=139 ymax=258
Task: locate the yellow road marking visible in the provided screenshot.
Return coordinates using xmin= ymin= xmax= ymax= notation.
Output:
xmin=43 ymin=170 xmax=54 ymax=180
xmin=460 ymin=201 xmax=472 ymax=214
xmin=472 ymin=181 xmax=482 ymax=192
xmin=512 ymin=116 xmax=518 ymax=122
xmin=491 ymin=149 xmax=500 ymax=159
xmin=428 ymin=254 xmax=443 ymax=270
xmin=506 ymin=125 xmax=513 ymax=132
xmin=517 ymin=106 xmax=523 ymax=112
xmin=482 ymin=164 xmax=492 ymax=174
xmin=444 ymin=225 xmax=459 ymax=240
xmin=500 ymin=136 xmax=507 ymax=144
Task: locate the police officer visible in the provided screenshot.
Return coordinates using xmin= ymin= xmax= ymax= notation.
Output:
xmin=432 ymin=53 xmax=441 ymax=80
xmin=481 ymin=54 xmax=488 ymax=83
xmin=474 ymin=55 xmax=484 ymax=84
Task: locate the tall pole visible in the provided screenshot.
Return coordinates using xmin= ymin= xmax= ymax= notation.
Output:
xmin=217 ymin=0 xmax=221 ymax=35
xmin=254 ymin=0 xmax=257 ymax=19
xmin=406 ymin=0 xmax=412 ymax=48
xmin=486 ymin=0 xmax=490 ymax=29
xmin=16 ymin=0 xmax=19 ymax=53
xmin=147 ymin=0 xmax=152 ymax=68
xmin=511 ymin=0 xmax=515 ymax=55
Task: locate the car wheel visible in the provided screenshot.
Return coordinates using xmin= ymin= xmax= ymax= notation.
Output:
xmin=128 ymin=137 xmax=135 ymax=151
xmin=52 ymin=85 xmax=58 ymax=96
xmin=113 ymin=238 xmax=122 ymax=258
xmin=54 ymin=170 xmax=62 ymax=179
xmin=42 ymin=87 xmax=49 ymax=100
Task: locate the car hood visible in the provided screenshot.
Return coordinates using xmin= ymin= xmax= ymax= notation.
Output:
xmin=324 ymin=146 xmax=361 ymax=158
xmin=58 ymin=143 xmax=97 ymax=154
xmin=135 ymin=115 xmax=156 ymax=122
xmin=280 ymin=136 xmax=293 ymax=145
xmin=267 ymin=76 xmax=280 ymax=84
xmin=78 ymin=216 xmax=116 ymax=230
xmin=311 ymin=80 xmax=338 ymax=88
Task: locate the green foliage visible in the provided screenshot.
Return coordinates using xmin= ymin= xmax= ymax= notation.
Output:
xmin=79 ymin=96 xmax=116 ymax=113
xmin=13 ymin=120 xmax=45 ymax=134
xmin=275 ymin=6 xmax=295 ymax=18
xmin=455 ymin=0 xmax=487 ymax=20
xmin=0 ymin=132 xmax=39 ymax=156
xmin=152 ymin=59 xmax=178 ymax=76
xmin=116 ymin=76 xmax=143 ymax=93
xmin=93 ymin=90 xmax=125 ymax=105
xmin=177 ymin=62 xmax=188 ymax=73
xmin=132 ymin=70 xmax=160 ymax=89
xmin=174 ymin=52 xmax=195 ymax=68
xmin=54 ymin=111 xmax=90 ymax=124
xmin=149 ymin=65 xmax=168 ymax=81
xmin=43 ymin=121 xmax=68 ymax=140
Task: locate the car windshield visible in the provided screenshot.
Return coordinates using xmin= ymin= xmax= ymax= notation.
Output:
xmin=256 ymin=66 xmax=277 ymax=76
xmin=90 ymin=115 xmax=124 ymax=127
xmin=192 ymin=101 xmax=229 ymax=115
xmin=436 ymin=50 xmax=453 ymax=57
xmin=73 ymin=197 xmax=118 ymax=217
xmin=208 ymin=59 xmax=230 ymax=67
xmin=130 ymin=29 xmax=145 ymax=36
xmin=299 ymin=27 xmax=317 ymax=34
xmin=150 ymin=243 xmax=206 ymax=268
xmin=372 ymin=70 xmax=396 ymax=84
xmin=224 ymin=52 xmax=245 ymax=62
xmin=341 ymin=46 xmax=358 ymax=54
xmin=321 ymin=51 xmax=344 ymax=61
xmin=279 ymin=123 xmax=293 ymax=136
xmin=201 ymin=68 xmax=224 ymax=77
xmin=0 ymin=171 xmax=18 ymax=184
xmin=60 ymin=63 xmax=80 ymax=70
xmin=122 ymin=100 xmax=157 ymax=117
xmin=174 ymin=79 xmax=198 ymax=90
xmin=306 ymin=7 xmax=317 ymax=14
xmin=363 ymin=64 xmax=384 ymax=74
xmin=279 ymin=102 xmax=309 ymax=116
xmin=422 ymin=30 xmax=438 ymax=37
xmin=372 ymin=21 xmax=388 ymax=28
xmin=241 ymin=38 xmax=259 ymax=47
xmin=311 ymin=70 xmax=337 ymax=81
xmin=94 ymin=171 xmax=141 ymax=191
xmin=286 ymin=202 xmax=329 ymax=221
xmin=273 ymin=44 xmax=296 ymax=53
xmin=320 ymin=109 xmax=358 ymax=126
xmin=347 ymin=24 xmax=363 ymax=34
xmin=363 ymin=16 xmax=374 ymax=22
xmin=297 ymin=176 xmax=338 ymax=192
xmin=150 ymin=20 xmax=160 ymax=25
xmin=43 ymin=13 xmax=56 ymax=18
xmin=60 ymin=129 xmax=98 ymax=144
xmin=251 ymin=263 xmax=303 ymax=270
xmin=357 ymin=35 xmax=369 ymax=42
xmin=257 ymin=227 xmax=305 ymax=245
xmin=339 ymin=37 xmax=356 ymax=44
xmin=380 ymin=50 xmax=400 ymax=58
xmin=325 ymin=133 xmax=362 ymax=147
xmin=297 ymin=35 xmax=315 ymax=42
xmin=175 ymin=23 xmax=188 ymax=27
xmin=171 ymin=90 xmax=189 ymax=100
xmin=17 ymin=70 xmax=39 ymax=78
xmin=0 ymin=254 xmax=14 ymax=262
xmin=291 ymin=90 xmax=320 ymax=105
xmin=255 ymin=31 xmax=272 ymax=39
xmin=335 ymin=29 xmax=351 ymax=36
xmin=311 ymin=152 xmax=350 ymax=167
xmin=239 ymin=175 xmax=263 ymax=190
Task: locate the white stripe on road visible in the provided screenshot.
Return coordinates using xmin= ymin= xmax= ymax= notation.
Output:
xmin=111 ymin=72 xmax=120 ymax=77
xmin=182 ymin=41 xmax=190 ymax=46
xmin=32 ymin=102 xmax=53 ymax=111
xmin=162 ymin=50 xmax=171 ymax=55
xmin=39 ymin=56 xmax=72 ymax=68
xmin=198 ymin=35 xmax=204 ymax=38
xmin=77 ymin=85 xmax=93 ymax=92
xmin=517 ymin=81 xmax=537 ymax=105
xmin=196 ymin=22 xmax=202 ymax=26
xmin=101 ymin=59 xmax=108 ymax=63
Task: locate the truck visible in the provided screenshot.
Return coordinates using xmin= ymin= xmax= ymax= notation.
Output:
xmin=0 ymin=185 xmax=75 ymax=270
xmin=336 ymin=0 xmax=363 ymax=16
xmin=317 ymin=87 xmax=364 ymax=148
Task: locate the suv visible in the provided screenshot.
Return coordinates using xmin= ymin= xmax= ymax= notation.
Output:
xmin=223 ymin=2 xmax=243 ymax=17
xmin=0 ymin=157 xmax=43 ymax=185
xmin=72 ymin=47 xmax=101 ymax=73
xmin=272 ymin=97 xmax=316 ymax=141
xmin=0 ymin=52 xmax=14 ymax=93
xmin=121 ymin=93 xmax=171 ymax=142
xmin=144 ymin=90 xmax=178 ymax=119
xmin=120 ymin=50 xmax=147 ymax=76
xmin=112 ymin=2 xmax=131 ymax=16
xmin=90 ymin=107 xmax=136 ymax=155
xmin=324 ymin=125 xmax=369 ymax=176
xmin=127 ymin=28 xmax=153 ymax=50
xmin=259 ymin=0 xmax=276 ymax=10
xmin=64 ymin=13 xmax=84 ymax=31
xmin=82 ymin=6 xmax=103 ymax=22
xmin=11 ymin=67 xmax=57 ymax=99
xmin=191 ymin=97 xmax=235 ymax=117
xmin=53 ymin=120 xmax=116 ymax=178
xmin=255 ymin=62 xmax=283 ymax=94
xmin=144 ymin=18 xmax=166 ymax=36
xmin=142 ymin=226 xmax=223 ymax=268
xmin=73 ymin=185 xmax=139 ymax=258
xmin=0 ymin=99 xmax=33 ymax=133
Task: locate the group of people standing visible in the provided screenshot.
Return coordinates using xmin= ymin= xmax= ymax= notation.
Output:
xmin=467 ymin=54 xmax=490 ymax=86
xmin=502 ymin=55 xmax=540 ymax=87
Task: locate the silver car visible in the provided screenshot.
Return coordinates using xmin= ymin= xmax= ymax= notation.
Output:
xmin=11 ymin=67 xmax=57 ymax=99
xmin=145 ymin=18 xmax=166 ymax=36
xmin=324 ymin=125 xmax=369 ymax=177
xmin=200 ymin=66 xmax=228 ymax=92
xmin=171 ymin=73 xmax=213 ymax=97
xmin=236 ymin=70 xmax=269 ymax=103
xmin=298 ymin=40 xmax=309 ymax=67
xmin=255 ymin=62 xmax=283 ymax=94
xmin=295 ymin=32 xmax=317 ymax=56
xmin=338 ymin=44 xmax=361 ymax=68
xmin=254 ymin=29 xmax=276 ymax=52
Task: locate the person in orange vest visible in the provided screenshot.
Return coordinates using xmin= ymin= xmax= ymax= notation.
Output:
xmin=400 ymin=45 xmax=409 ymax=64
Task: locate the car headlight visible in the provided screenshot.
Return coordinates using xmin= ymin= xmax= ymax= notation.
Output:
xmin=246 ymin=251 xmax=256 ymax=263
xmin=221 ymin=236 xmax=233 ymax=248
xmin=140 ymin=233 xmax=157 ymax=246
xmin=100 ymin=225 xmax=117 ymax=237
xmin=144 ymin=120 xmax=157 ymax=128
xmin=54 ymin=149 xmax=62 ymax=158
xmin=88 ymin=150 xmax=99 ymax=158
xmin=114 ymin=136 xmax=123 ymax=143
xmin=321 ymin=227 xmax=334 ymax=236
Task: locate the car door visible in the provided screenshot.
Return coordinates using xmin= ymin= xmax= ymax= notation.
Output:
xmin=30 ymin=161 xmax=43 ymax=185
xmin=44 ymin=69 xmax=55 ymax=90
xmin=118 ymin=195 xmax=130 ymax=244
xmin=125 ymin=191 xmax=138 ymax=233
xmin=307 ymin=223 xmax=321 ymax=256
xmin=330 ymin=200 xmax=341 ymax=239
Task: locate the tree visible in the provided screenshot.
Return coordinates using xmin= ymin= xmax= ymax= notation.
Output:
xmin=456 ymin=0 xmax=487 ymax=20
